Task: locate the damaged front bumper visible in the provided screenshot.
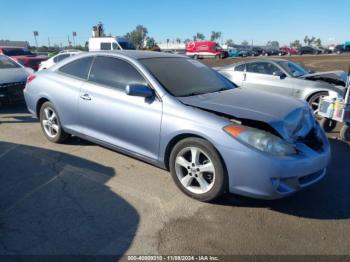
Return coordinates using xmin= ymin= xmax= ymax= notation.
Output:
xmin=218 ymin=125 xmax=331 ymax=199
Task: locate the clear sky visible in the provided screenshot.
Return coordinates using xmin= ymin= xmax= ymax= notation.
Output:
xmin=1 ymin=0 xmax=349 ymax=47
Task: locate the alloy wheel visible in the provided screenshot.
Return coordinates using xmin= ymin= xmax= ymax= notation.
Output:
xmin=175 ymin=146 xmax=215 ymax=194
xmin=42 ymin=107 xmax=59 ymax=138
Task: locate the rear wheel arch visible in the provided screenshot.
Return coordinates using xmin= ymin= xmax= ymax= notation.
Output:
xmin=36 ymin=97 xmax=50 ymax=118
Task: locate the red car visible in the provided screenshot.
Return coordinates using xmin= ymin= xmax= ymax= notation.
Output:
xmin=279 ymin=47 xmax=297 ymax=55
xmin=186 ymin=41 xmax=228 ymax=59
xmin=0 ymin=47 xmax=48 ymax=71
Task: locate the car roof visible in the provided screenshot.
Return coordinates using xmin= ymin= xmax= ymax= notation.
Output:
xmin=228 ymin=58 xmax=289 ymax=67
xmin=87 ymin=50 xmax=186 ymax=60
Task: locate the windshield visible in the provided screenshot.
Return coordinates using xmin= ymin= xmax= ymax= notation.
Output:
xmin=0 ymin=55 xmax=21 ymax=69
xmin=277 ymin=61 xmax=308 ymax=77
xmin=119 ymin=41 xmax=136 ymax=50
xmin=141 ymin=58 xmax=236 ymax=97
xmin=2 ymin=48 xmax=34 ymax=56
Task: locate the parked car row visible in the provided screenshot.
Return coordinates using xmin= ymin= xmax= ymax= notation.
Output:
xmin=216 ymin=58 xmax=347 ymax=112
xmin=0 ymin=47 xmax=48 ymax=71
xmin=20 ymin=51 xmax=333 ymax=202
xmin=183 ymin=40 xmax=350 ymax=59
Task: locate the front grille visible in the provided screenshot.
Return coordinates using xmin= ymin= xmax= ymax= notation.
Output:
xmin=298 ymin=128 xmax=323 ymax=152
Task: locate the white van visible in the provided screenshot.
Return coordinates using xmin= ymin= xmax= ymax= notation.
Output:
xmin=88 ymin=37 xmax=135 ymax=52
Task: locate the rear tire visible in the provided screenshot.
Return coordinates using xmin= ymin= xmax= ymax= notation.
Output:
xmin=39 ymin=101 xmax=69 ymax=143
xmin=169 ymin=137 xmax=226 ymax=202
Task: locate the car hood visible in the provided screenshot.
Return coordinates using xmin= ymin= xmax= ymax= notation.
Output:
xmin=299 ymin=70 xmax=348 ymax=86
xmin=178 ymin=88 xmax=314 ymax=141
xmin=0 ymin=68 xmax=28 ymax=84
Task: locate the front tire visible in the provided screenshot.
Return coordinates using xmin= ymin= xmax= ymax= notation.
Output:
xmin=169 ymin=137 xmax=226 ymax=202
xmin=308 ymin=92 xmax=328 ymax=113
xmin=40 ymin=101 xmax=69 ymax=143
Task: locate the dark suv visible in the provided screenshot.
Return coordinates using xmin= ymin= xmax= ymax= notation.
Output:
xmin=334 ymin=45 xmax=350 ymax=54
xmin=297 ymin=46 xmax=322 ymax=55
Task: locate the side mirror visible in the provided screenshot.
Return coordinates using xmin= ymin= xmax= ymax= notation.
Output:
xmin=125 ymin=84 xmax=154 ymax=98
xmin=273 ymin=71 xmax=287 ymax=79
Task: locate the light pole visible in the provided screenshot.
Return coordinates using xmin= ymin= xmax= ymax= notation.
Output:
xmin=33 ymin=31 xmax=39 ymax=47
xmin=72 ymin=32 xmax=77 ymax=47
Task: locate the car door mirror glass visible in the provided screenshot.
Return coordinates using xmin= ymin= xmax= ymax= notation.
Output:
xmin=126 ymin=84 xmax=154 ymax=98
xmin=273 ymin=71 xmax=287 ymax=79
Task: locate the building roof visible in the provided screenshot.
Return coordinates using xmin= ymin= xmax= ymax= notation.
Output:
xmin=0 ymin=40 xmax=29 ymax=49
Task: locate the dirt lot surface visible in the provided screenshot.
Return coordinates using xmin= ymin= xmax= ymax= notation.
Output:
xmin=202 ymin=53 xmax=350 ymax=72
xmin=1 ymin=55 xmax=350 ymax=257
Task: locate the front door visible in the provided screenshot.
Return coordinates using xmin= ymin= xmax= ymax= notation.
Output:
xmin=78 ymin=56 xmax=162 ymax=161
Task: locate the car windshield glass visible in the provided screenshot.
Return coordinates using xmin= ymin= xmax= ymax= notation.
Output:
xmin=119 ymin=42 xmax=135 ymax=50
xmin=278 ymin=61 xmax=308 ymax=77
xmin=0 ymin=56 xmax=21 ymax=69
xmin=2 ymin=48 xmax=34 ymax=56
xmin=140 ymin=58 xmax=236 ymax=97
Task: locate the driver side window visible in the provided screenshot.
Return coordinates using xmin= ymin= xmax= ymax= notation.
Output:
xmin=246 ymin=62 xmax=282 ymax=76
xmin=88 ymin=56 xmax=147 ymax=90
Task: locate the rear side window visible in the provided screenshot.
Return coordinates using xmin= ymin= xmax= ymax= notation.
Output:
xmin=58 ymin=56 xmax=93 ymax=80
xmin=53 ymin=54 xmax=70 ymax=63
xmin=235 ymin=64 xmax=245 ymax=72
xmin=0 ymin=55 xmax=21 ymax=69
xmin=100 ymin=43 xmax=111 ymax=50
xmin=88 ymin=56 xmax=146 ymax=90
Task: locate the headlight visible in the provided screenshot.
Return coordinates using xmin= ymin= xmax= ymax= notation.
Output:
xmin=224 ymin=125 xmax=297 ymax=156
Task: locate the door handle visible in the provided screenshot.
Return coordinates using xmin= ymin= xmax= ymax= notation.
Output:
xmin=80 ymin=93 xmax=91 ymax=101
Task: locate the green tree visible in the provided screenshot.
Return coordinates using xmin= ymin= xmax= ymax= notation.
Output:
xmin=210 ymin=31 xmax=222 ymax=42
xmin=266 ymin=41 xmax=279 ymax=49
xmin=241 ymin=40 xmax=249 ymax=46
xmin=304 ymin=36 xmax=316 ymax=46
xmin=315 ymin=38 xmax=322 ymax=47
xmin=290 ymin=40 xmax=302 ymax=49
xmin=176 ymin=38 xmax=181 ymax=44
xmin=225 ymin=39 xmax=234 ymax=46
xmin=125 ymin=25 xmax=149 ymax=49
xmin=194 ymin=33 xmax=205 ymax=41
xmin=145 ymin=37 xmax=156 ymax=48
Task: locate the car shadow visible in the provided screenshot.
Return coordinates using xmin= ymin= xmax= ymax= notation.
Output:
xmin=0 ymin=141 xmax=139 ymax=255
xmin=215 ymin=138 xmax=350 ymax=220
xmin=0 ymin=103 xmax=28 ymax=114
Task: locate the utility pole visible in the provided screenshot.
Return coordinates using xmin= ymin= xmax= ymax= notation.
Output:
xmin=72 ymin=32 xmax=77 ymax=47
xmin=67 ymin=35 xmax=71 ymax=47
xmin=48 ymin=37 xmax=51 ymax=48
xmin=33 ymin=31 xmax=39 ymax=47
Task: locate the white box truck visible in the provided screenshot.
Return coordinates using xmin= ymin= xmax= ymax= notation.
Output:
xmin=88 ymin=37 xmax=135 ymax=51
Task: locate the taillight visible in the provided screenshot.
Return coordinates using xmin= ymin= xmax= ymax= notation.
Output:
xmin=27 ymin=75 xmax=36 ymax=84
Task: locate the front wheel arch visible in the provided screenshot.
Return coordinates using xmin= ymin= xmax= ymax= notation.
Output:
xmin=306 ymin=91 xmax=329 ymax=111
xmin=164 ymin=134 xmax=229 ymax=191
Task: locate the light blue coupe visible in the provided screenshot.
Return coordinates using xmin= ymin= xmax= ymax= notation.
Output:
xmin=24 ymin=51 xmax=331 ymax=201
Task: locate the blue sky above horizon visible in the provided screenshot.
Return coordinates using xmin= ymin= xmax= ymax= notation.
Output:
xmin=1 ymin=0 xmax=349 ymax=47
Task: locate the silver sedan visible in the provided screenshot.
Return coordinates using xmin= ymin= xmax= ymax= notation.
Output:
xmin=217 ymin=58 xmax=347 ymax=112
